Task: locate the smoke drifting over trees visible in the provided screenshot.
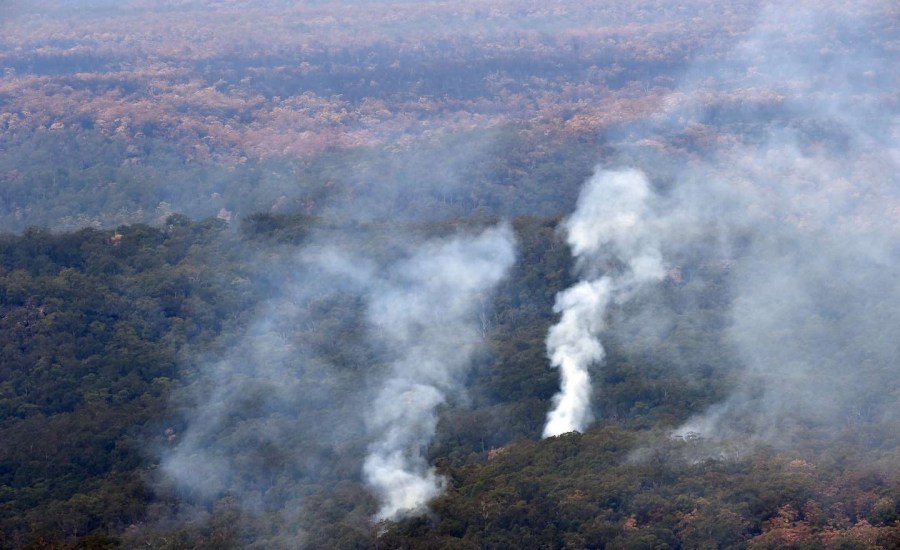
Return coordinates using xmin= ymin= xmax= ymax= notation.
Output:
xmin=162 ymin=221 xmax=515 ymax=528
xmin=641 ymin=1 xmax=899 ymax=456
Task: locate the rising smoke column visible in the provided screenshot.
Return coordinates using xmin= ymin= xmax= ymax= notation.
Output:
xmin=363 ymin=224 xmax=516 ymax=520
xmin=543 ymin=168 xmax=665 ymax=438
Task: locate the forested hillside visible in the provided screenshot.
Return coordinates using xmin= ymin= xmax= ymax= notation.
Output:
xmin=1 ymin=215 xmax=898 ymax=548
xmin=0 ymin=0 xmax=898 ymax=548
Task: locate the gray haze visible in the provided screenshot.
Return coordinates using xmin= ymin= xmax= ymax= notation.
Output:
xmin=159 ymin=243 xmax=375 ymax=546
xmin=603 ymin=0 xmax=900 ymax=455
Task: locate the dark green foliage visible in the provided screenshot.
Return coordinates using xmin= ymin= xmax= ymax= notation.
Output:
xmin=1 ymin=213 xmax=899 ymax=548
xmin=0 ymin=218 xmax=249 ymax=548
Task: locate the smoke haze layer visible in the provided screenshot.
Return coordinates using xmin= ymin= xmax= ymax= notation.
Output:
xmin=602 ymin=0 xmax=900 ymax=457
xmin=670 ymin=167 xmax=900 ymax=451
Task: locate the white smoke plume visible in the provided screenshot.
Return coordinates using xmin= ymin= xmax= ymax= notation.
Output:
xmin=362 ymin=224 xmax=517 ymax=520
xmin=543 ymin=169 xmax=665 ymax=438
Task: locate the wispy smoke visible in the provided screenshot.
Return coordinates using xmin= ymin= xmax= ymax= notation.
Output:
xmin=363 ymin=225 xmax=517 ymax=520
xmin=543 ymin=169 xmax=665 ymax=437
xmin=160 ymin=247 xmax=374 ymax=512
xmin=629 ymin=0 xmax=900 ymax=457
xmin=160 ymin=223 xmax=516 ymax=529
xmin=670 ymin=148 xmax=900 ymax=451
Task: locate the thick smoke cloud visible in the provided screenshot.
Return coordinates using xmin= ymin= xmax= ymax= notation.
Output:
xmin=543 ymin=169 xmax=665 ymax=437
